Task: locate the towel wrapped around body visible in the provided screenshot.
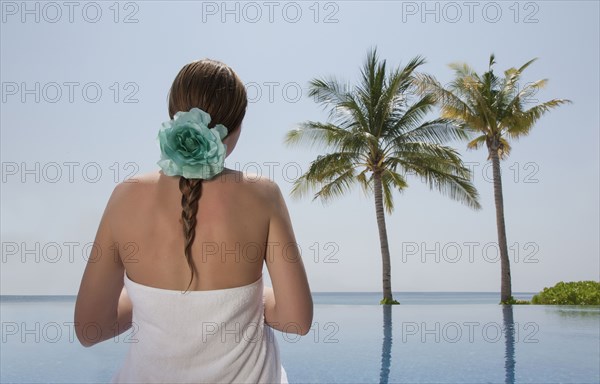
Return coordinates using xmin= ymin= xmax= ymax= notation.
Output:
xmin=111 ymin=272 xmax=288 ymax=384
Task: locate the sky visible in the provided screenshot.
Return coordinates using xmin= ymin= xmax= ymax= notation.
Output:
xmin=1 ymin=0 xmax=598 ymax=295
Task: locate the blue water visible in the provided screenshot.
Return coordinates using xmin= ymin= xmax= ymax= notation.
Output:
xmin=1 ymin=294 xmax=599 ymax=383
xmin=311 ymin=291 xmax=537 ymax=305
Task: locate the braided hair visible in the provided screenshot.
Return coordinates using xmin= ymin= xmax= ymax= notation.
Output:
xmin=167 ymin=59 xmax=247 ymax=292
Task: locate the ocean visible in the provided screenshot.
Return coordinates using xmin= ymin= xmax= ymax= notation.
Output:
xmin=2 ymin=293 xmax=598 ymax=383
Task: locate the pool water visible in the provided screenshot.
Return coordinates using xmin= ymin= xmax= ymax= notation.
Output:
xmin=1 ymin=297 xmax=599 ymax=383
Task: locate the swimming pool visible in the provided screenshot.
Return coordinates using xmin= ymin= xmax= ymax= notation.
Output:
xmin=1 ymin=296 xmax=598 ymax=383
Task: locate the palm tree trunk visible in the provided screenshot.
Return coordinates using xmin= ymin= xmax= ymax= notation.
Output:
xmin=489 ymin=148 xmax=512 ymax=303
xmin=373 ymin=172 xmax=394 ymax=303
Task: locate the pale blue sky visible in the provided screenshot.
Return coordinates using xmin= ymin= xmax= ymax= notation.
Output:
xmin=1 ymin=1 xmax=598 ymax=294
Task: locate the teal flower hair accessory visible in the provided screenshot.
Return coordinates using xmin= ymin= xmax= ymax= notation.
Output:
xmin=157 ymin=107 xmax=228 ymax=179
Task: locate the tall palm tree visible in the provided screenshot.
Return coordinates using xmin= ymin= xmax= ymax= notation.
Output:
xmin=415 ymin=54 xmax=571 ymax=303
xmin=285 ymin=48 xmax=481 ymax=304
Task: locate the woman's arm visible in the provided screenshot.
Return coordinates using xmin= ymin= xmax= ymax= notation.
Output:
xmin=263 ymin=180 xmax=313 ymax=335
xmin=117 ymin=286 xmax=133 ymax=331
xmin=74 ymin=183 xmax=133 ymax=347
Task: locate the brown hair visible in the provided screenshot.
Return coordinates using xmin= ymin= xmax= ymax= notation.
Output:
xmin=167 ymin=59 xmax=247 ymax=292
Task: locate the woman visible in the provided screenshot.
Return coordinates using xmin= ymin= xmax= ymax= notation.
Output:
xmin=74 ymin=59 xmax=313 ymax=383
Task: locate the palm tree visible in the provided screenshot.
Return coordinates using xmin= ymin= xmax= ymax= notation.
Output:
xmin=415 ymin=54 xmax=571 ymax=303
xmin=284 ymin=48 xmax=481 ymax=304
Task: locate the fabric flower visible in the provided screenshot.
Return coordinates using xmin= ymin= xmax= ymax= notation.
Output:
xmin=157 ymin=107 xmax=228 ymax=179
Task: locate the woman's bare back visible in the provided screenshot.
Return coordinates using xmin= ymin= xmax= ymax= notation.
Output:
xmin=111 ymin=169 xmax=273 ymax=292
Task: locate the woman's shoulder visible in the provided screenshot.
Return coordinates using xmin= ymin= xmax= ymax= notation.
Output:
xmin=220 ymin=168 xmax=279 ymax=188
xmin=110 ymin=169 xmax=281 ymax=202
xmin=110 ymin=171 xmax=159 ymax=196
xmin=109 ymin=169 xmax=284 ymax=204
xmin=102 ymin=172 xmax=158 ymax=214
xmin=218 ymin=168 xmax=282 ymax=203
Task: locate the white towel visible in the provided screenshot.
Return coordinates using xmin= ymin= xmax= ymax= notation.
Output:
xmin=111 ymin=272 xmax=288 ymax=384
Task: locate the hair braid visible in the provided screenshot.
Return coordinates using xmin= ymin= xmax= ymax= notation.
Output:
xmin=179 ymin=176 xmax=203 ymax=293
xmin=168 ymin=59 xmax=247 ymax=292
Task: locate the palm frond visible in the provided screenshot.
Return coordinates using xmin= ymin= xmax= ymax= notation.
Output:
xmin=396 ymin=152 xmax=481 ymax=210
xmin=356 ymin=168 xmax=373 ymax=198
xmin=284 ymin=121 xmax=351 ymax=150
xmin=391 ymin=118 xmax=471 ymax=147
xmin=380 ymin=168 xmax=408 ymax=213
xmin=289 ymin=151 xmax=363 ymax=200
xmin=498 ymin=137 xmax=512 ymax=160
xmin=413 ymin=73 xmax=485 ymax=132
xmin=516 ymin=57 xmax=538 ymax=73
xmin=503 ymin=78 xmax=548 ymax=114
xmin=307 ymin=78 xmax=370 ymax=130
xmin=466 ymin=134 xmax=488 ymax=151
xmin=504 ymin=98 xmax=572 ymax=139
xmin=448 ymin=61 xmax=481 ymax=81
xmin=308 ymin=77 xmax=350 ymax=109
xmin=313 ymin=168 xmax=357 ymax=202
xmin=488 ymin=54 xmax=496 ymax=69
xmin=385 ymin=93 xmax=435 ymax=137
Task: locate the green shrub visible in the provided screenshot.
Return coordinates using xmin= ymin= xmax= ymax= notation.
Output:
xmin=380 ymin=297 xmax=400 ymax=305
xmin=500 ymin=296 xmax=530 ymax=305
xmin=514 ymin=300 xmax=531 ymax=304
xmin=531 ymin=281 xmax=600 ymax=305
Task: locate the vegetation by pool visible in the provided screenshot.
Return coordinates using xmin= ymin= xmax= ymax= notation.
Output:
xmin=531 ymin=281 xmax=600 ymax=305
